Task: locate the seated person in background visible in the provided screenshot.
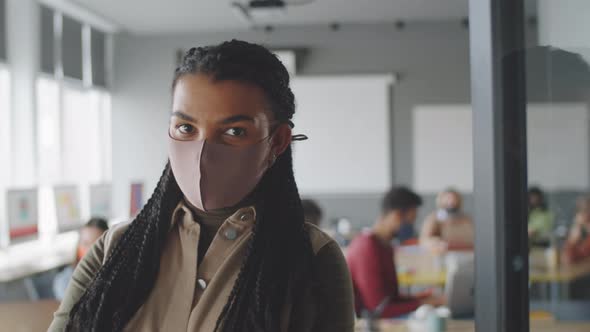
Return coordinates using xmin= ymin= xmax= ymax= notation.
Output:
xmin=346 ymin=187 xmax=445 ymax=318
xmin=527 ymin=187 xmax=555 ymax=246
xmin=53 ymin=218 xmax=109 ymax=300
xmin=562 ymin=195 xmax=590 ymax=264
xmin=301 ymin=199 xmax=323 ymax=227
xmin=419 ymin=189 xmax=474 ymax=254
xmin=325 ymin=217 xmax=356 ymax=248
xmin=396 ymin=217 xmax=417 ymax=245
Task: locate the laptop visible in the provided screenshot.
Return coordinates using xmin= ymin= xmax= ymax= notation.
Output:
xmin=444 ymin=255 xmax=475 ymax=318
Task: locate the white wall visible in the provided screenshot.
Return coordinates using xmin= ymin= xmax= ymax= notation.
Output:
xmin=413 ymin=105 xmax=473 ymax=192
xmin=538 ymin=0 xmax=590 ymax=60
xmin=527 ymin=103 xmax=589 ymax=189
xmin=6 ymin=0 xmax=39 ymax=187
xmin=109 ymin=21 xmax=543 ymax=219
xmin=413 ymin=103 xmax=590 ymax=193
xmin=110 ymin=22 xmax=477 ymax=218
xmin=0 ymin=0 xmax=39 ymax=245
xmin=0 ymin=68 xmax=10 ymax=246
xmin=291 ymin=75 xmax=393 ymax=194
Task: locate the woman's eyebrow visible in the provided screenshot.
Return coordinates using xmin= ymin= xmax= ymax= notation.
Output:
xmin=220 ymin=115 xmax=255 ymax=125
xmin=171 ymin=111 xmax=196 ymax=122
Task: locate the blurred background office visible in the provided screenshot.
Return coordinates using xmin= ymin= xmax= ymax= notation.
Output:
xmin=0 ymin=0 xmax=590 ymax=331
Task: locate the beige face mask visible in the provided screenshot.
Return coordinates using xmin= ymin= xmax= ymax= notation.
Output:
xmin=168 ymin=137 xmax=273 ymax=211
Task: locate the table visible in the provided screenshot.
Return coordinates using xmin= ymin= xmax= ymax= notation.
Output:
xmin=0 ymin=233 xmax=78 ymax=300
xmin=528 ymin=249 xmax=590 ymax=310
xmin=0 ymin=232 xmax=78 ymax=283
xmin=398 ymin=271 xmax=447 ymax=287
xmin=395 ymin=246 xmax=448 ymax=288
xmin=0 ymin=300 xmax=59 ymax=332
xmin=355 ymin=319 xmax=590 ymax=332
xmin=395 ymin=247 xmax=590 ymax=287
xmin=529 ymin=250 xmax=590 ymax=283
xmin=395 ymin=247 xmax=590 ymax=317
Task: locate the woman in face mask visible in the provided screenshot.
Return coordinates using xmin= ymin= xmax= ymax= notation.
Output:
xmin=49 ymin=40 xmax=354 ymax=332
xmin=419 ymin=189 xmax=474 ymax=254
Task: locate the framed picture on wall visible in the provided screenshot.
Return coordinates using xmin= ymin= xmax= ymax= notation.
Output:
xmin=90 ymin=183 xmax=112 ymax=219
xmin=6 ymin=188 xmax=39 ymax=244
xmin=54 ymin=185 xmax=82 ymax=232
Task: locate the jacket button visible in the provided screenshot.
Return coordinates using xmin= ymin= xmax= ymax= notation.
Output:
xmin=197 ymin=278 xmax=207 ymax=290
xmin=224 ymin=228 xmax=238 ymax=240
xmin=240 ymin=211 xmax=253 ymax=221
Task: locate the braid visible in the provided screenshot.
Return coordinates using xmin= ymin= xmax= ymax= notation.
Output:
xmin=213 ymin=218 xmax=262 ymax=331
xmin=214 ymin=146 xmax=314 ymax=331
xmin=66 ymin=163 xmax=182 ymax=331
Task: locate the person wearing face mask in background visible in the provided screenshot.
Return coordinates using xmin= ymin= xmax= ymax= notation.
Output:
xmin=52 ymin=218 xmax=109 ymax=300
xmin=396 ymin=218 xmax=418 ymax=245
xmin=49 ymin=41 xmax=354 ymax=332
xmin=419 ymin=189 xmax=474 ymax=254
xmin=346 ymin=187 xmax=446 ymax=318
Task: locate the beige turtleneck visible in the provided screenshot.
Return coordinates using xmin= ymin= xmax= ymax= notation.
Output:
xmin=185 ymin=201 xmax=238 ymax=264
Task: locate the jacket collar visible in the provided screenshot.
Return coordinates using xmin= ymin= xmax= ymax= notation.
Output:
xmin=170 ymin=201 xmax=257 ymax=231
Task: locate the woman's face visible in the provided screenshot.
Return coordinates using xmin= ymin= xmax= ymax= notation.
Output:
xmin=170 ymin=74 xmax=288 ymax=148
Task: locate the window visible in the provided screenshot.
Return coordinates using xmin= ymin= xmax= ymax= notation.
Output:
xmin=37 ymin=76 xmax=60 ymax=183
xmin=0 ymin=0 xmax=8 ymax=187
xmin=0 ymin=65 xmax=9 ymax=245
xmin=0 ymin=67 xmax=9 ymax=173
xmin=61 ymin=15 xmax=83 ymax=81
xmin=39 ymin=5 xmax=55 ymax=75
xmin=90 ymin=28 xmax=107 ymax=87
xmin=0 ymin=0 xmax=6 ymax=62
xmin=91 ymin=89 xmax=112 ymax=180
xmin=36 ymin=76 xmax=112 ymax=228
xmin=35 ymin=5 xmax=112 ymax=231
xmin=61 ymin=83 xmax=111 ymax=185
xmin=471 ymin=2 xmax=590 ymax=330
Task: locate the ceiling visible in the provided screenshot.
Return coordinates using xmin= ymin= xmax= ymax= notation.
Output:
xmin=70 ymin=0 xmax=475 ymax=35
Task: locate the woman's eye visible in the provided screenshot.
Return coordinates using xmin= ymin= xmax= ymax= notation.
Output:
xmin=178 ymin=124 xmax=195 ymax=135
xmin=225 ymin=128 xmax=246 ymax=137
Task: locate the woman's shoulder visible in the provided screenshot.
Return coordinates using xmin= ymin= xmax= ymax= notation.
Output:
xmin=305 ymin=222 xmax=341 ymax=256
xmin=102 ymin=221 xmax=132 ymax=262
xmin=303 ymin=224 xmax=355 ymax=331
xmin=305 ymin=222 xmax=350 ymax=281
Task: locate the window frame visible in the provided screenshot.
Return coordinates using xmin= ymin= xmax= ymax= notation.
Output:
xmin=36 ymin=72 xmax=111 ymax=184
xmin=0 ymin=62 xmax=11 ymax=247
xmin=469 ymin=0 xmax=530 ymax=331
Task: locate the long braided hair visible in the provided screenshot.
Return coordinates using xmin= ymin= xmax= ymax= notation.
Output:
xmin=66 ymin=40 xmax=314 ymax=331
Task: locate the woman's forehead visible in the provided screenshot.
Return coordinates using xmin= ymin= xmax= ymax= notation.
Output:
xmin=172 ymin=74 xmax=273 ymax=122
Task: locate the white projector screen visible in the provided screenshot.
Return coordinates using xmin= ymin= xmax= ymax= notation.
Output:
xmin=413 ymin=103 xmax=589 ymax=192
xmin=291 ymin=75 xmax=394 ymax=194
xmin=413 ymin=105 xmax=474 ymax=193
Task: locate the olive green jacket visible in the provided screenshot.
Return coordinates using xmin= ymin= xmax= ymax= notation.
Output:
xmin=48 ymin=203 xmax=354 ymax=331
